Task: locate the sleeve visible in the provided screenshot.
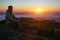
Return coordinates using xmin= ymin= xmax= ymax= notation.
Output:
xmin=12 ymin=14 xmax=17 ymax=19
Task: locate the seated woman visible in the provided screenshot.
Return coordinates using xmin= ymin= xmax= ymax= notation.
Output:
xmin=5 ymin=6 xmax=24 ymax=31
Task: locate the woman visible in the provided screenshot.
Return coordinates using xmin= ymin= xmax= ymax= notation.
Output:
xmin=5 ymin=6 xmax=24 ymax=31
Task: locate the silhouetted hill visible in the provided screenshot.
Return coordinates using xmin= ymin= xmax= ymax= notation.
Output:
xmin=0 ymin=17 xmax=60 ymax=40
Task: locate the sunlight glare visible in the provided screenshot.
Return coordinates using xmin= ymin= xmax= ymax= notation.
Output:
xmin=33 ymin=8 xmax=44 ymax=15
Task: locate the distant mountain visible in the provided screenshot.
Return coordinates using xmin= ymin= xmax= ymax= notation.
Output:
xmin=0 ymin=12 xmax=5 ymax=15
xmin=14 ymin=12 xmax=30 ymax=15
xmin=53 ymin=12 xmax=60 ymax=15
xmin=0 ymin=12 xmax=30 ymax=15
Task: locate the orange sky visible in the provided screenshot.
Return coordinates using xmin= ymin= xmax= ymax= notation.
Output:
xmin=0 ymin=0 xmax=60 ymax=14
xmin=0 ymin=6 xmax=60 ymax=13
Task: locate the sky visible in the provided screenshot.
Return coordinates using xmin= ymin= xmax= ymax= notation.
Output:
xmin=0 ymin=0 xmax=60 ymax=20
xmin=0 ymin=0 xmax=60 ymax=13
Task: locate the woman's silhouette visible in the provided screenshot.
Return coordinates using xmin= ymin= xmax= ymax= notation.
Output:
xmin=5 ymin=6 xmax=24 ymax=31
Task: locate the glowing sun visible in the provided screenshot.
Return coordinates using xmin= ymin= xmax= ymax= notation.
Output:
xmin=32 ymin=8 xmax=44 ymax=15
xmin=36 ymin=8 xmax=43 ymax=13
